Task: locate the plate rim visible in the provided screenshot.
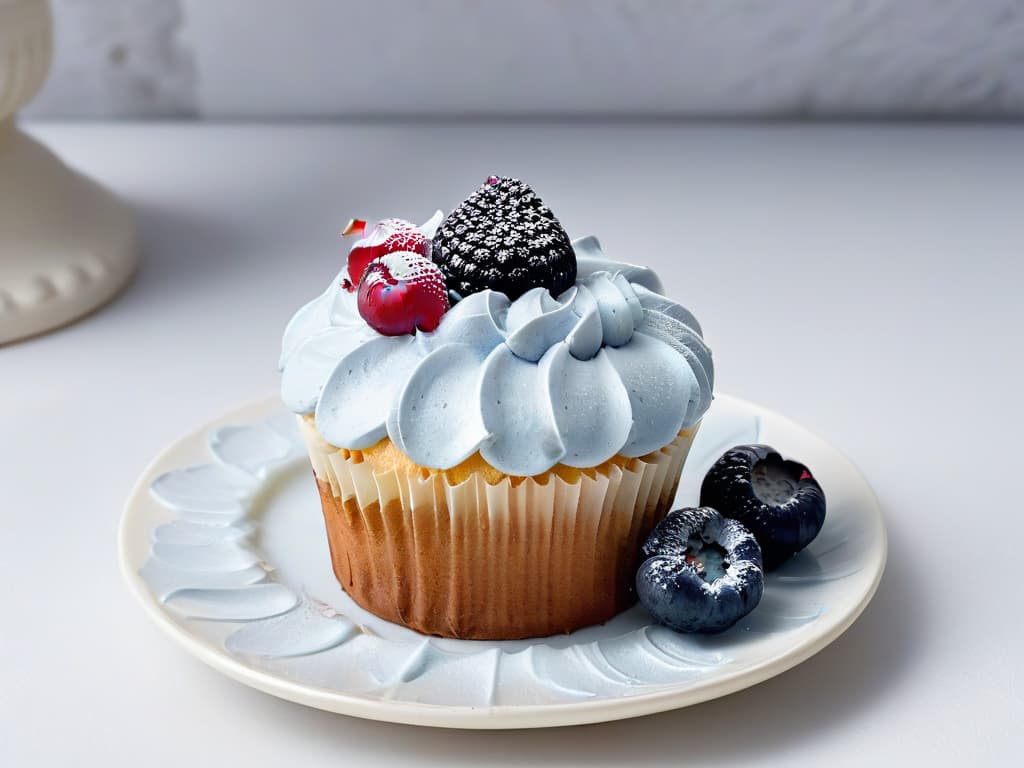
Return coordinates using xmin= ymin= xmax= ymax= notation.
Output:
xmin=119 ymin=393 xmax=887 ymax=729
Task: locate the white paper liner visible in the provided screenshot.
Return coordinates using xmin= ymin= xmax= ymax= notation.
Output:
xmin=298 ymin=416 xmax=698 ymax=639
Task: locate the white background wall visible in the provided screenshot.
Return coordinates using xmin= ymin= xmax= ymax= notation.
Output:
xmin=23 ymin=0 xmax=1024 ymax=119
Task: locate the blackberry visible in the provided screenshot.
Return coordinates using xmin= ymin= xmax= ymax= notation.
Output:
xmin=432 ymin=176 xmax=577 ymax=301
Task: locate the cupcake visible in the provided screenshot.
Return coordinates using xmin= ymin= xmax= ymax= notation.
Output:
xmin=279 ymin=177 xmax=714 ymax=640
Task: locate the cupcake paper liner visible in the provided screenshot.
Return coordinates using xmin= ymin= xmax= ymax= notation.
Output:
xmin=298 ymin=417 xmax=698 ymax=640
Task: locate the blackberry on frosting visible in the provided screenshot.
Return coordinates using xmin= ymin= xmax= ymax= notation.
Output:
xmin=431 ymin=176 xmax=577 ymax=301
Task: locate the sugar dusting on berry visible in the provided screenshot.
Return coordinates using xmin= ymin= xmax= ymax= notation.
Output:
xmin=750 ymin=457 xmax=799 ymax=505
xmin=432 ymin=176 xmax=577 ymax=301
xmin=346 ymin=218 xmax=431 ymax=289
xmin=364 ymin=252 xmax=441 ymax=288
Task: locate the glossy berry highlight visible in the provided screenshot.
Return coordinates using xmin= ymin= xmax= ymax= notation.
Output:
xmin=357 ymin=252 xmax=449 ymax=336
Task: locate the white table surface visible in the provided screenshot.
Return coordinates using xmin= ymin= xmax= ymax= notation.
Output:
xmin=3 ymin=121 xmax=1021 ymax=765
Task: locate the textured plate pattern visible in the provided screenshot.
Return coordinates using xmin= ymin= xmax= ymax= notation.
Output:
xmin=119 ymin=395 xmax=885 ymax=728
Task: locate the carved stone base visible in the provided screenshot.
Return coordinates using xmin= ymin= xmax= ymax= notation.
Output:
xmin=0 ymin=119 xmax=138 ymax=344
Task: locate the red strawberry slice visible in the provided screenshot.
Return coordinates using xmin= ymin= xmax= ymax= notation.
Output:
xmin=357 ymin=252 xmax=449 ymax=336
xmin=344 ymin=218 xmax=432 ymax=291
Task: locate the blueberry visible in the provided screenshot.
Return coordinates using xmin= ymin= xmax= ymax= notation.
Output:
xmin=700 ymin=444 xmax=826 ymax=571
xmin=636 ymin=507 xmax=764 ymax=634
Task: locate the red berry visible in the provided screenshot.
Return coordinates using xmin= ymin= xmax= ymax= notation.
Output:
xmin=357 ymin=252 xmax=449 ymax=336
xmin=345 ymin=218 xmax=431 ymax=290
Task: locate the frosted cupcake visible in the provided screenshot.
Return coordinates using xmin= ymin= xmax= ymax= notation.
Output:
xmin=280 ymin=177 xmax=713 ymax=640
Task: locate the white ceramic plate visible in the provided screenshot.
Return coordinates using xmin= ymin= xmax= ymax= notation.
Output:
xmin=119 ymin=394 xmax=885 ymax=729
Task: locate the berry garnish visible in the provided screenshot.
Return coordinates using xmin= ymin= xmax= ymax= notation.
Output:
xmin=700 ymin=445 xmax=826 ymax=570
xmin=357 ymin=252 xmax=449 ymax=336
xmin=431 ymin=176 xmax=577 ymax=301
xmin=345 ymin=218 xmax=432 ymax=290
xmin=637 ymin=507 xmax=764 ymax=634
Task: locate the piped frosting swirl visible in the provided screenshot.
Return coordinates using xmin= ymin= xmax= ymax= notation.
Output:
xmin=280 ymin=235 xmax=713 ymax=476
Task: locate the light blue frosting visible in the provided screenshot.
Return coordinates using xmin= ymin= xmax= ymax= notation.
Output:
xmin=279 ymin=235 xmax=714 ymax=476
